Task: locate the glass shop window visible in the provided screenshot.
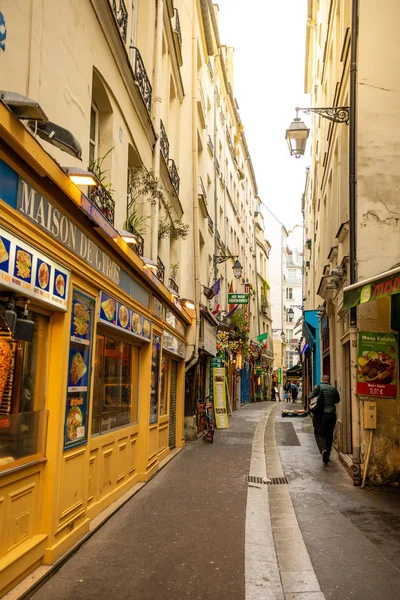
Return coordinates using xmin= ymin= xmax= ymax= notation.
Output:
xmin=0 ymin=300 xmax=49 ymax=472
xmin=92 ymin=334 xmax=139 ymax=434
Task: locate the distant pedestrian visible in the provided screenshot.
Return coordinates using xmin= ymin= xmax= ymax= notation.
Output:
xmin=308 ymin=375 xmax=340 ymax=464
xmin=273 ymin=385 xmax=280 ymax=402
xmin=291 ymin=382 xmax=299 ymax=402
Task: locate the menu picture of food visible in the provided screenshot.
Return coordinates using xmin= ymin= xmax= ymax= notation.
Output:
xmin=66 ymin=405 xmax=83 ymax=441
xmin=64 ymin=290 xmax=95 ymax=450
xmin=357 ymin=332 xmax=398 ymax=398
xmin=72 ymin=301 xmax=90 ymax=340
xmin=69 ymin=351 xmax=88 ymax=386
xmin=143 ymin=319 xmax=151 ymax=338
xmin=131 ymin=312 xmax=142 ymax=335
xmin=36 ymin=259 xmax=51 ymax=290
xmin=53 ymin=270 xmax=66 ymax=298
xmin=101 ymin=297 xmax=116 ymax=322
xmin=119 ymin=305 xmax=129 ymax=328
xmin=14 ymin=246 xmax=32 ymax=281
xmin=0 ymin=236 xmax=10 ymax=271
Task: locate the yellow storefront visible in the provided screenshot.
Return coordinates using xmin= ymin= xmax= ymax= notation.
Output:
xmin=0 ymin=104 xmax=190 ymax=595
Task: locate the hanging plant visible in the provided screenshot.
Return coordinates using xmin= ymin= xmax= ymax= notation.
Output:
xmin=306 ymin=238 xmax=312 ymax=249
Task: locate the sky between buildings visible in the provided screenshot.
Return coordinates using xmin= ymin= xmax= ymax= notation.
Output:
xmin=216 ymin=0 xmax=311 ymax=231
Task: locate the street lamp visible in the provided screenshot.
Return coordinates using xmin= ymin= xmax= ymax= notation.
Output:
xmin=285 ymin=106 xmax=350 ymax=158
xmin=213 ymin=255 xmax=243 ymax=280
xmin=287 ymin=307 xmax=294 ymax=322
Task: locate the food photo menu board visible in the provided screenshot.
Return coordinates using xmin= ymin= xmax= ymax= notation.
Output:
xmin=0 ymin=227 xmax=70 ymax=310
xmin=98 ymin=291 xmax=151 ymax=341
xmin=63 ymin=290 xmax=95 ymax=449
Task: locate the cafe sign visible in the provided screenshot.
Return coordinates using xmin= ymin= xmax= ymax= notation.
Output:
xmin=227 ymin=293 xmax=249 ymax=305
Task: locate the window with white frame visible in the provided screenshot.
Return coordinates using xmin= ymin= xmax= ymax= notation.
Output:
xmin=89 ymin=104 xmax=99 ymax=166
xmin=286 ymin=287 xmax=293 ymax=300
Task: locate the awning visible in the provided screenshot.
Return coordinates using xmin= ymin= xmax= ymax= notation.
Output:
xmin=343 ymin=266 xmax=400 ymax=310
xmin=303 ymin=322 xmax=316 ymax=349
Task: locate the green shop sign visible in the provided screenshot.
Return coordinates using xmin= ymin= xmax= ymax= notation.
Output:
xmin=343 ymin=269 xmax=400 ymax=309
xmin=227 ymin=293 xmax=249 ymax=304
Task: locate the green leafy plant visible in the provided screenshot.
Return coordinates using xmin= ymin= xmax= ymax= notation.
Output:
xmin=89 ymin=147 xmax=115 ymax=196
xmin=170 ymin=262 xmax=180 ymax=279
xmin=127 ymin=166 xmax=189 ymax=241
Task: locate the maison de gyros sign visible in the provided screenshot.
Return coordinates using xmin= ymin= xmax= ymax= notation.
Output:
xmin=227 ymin=293 xmax=249 ymax=305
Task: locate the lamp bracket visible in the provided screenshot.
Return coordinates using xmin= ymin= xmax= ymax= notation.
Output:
xmin=214 ymin=254 xmax=237 ymax=265
xmin=296 ymin=106 xmax=350 ymax=125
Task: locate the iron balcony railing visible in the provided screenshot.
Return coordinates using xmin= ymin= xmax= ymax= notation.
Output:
xmin=207 ymin=59 xmax=214 ymax=81
xmin=157 ymin=256 xmax=165 ymax=283
xmin=169 ymin=277 xmax=179 ymax=295
xmin=111 ymin=0 xmax=128 ymax=44
xmin=168 ymin=159 xmax=180 ymax=197
xmin=208 ymin=215 xmax=214 ymax=232
xmin=226 ymin=127 xmax=234 ymax=157
xmin=199 ymin=176 xmax=207 ymax=202
xmin=207 ymin=135 xmax=214 ymax=155
xmin=160 ymin=120 xmax=170 ymax=163
xmin=126 ymin=220 xmax=144 ymax=257
xmin=89 ymin=184 xmax=115 ymax=225
xmin=215 ymin=157 xmax=220 ymax=174
xmin=130 ymin=47 xmax=152 ymax=115
xmin=173 ymin=9 xmax=182 ymax=49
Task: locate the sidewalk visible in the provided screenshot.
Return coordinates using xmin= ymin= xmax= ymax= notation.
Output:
xmin=11 ymin=401 xmax=400 ymax=600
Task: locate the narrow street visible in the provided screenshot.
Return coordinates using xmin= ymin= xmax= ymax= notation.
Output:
xmin=22 ymin=403 xmax=400 ymax=600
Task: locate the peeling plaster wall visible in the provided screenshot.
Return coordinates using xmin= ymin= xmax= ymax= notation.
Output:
xmin=356 ymin=1 xmax=400 ymax=484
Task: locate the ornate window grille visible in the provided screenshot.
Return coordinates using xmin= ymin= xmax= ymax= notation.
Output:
xmin=130 ymin=47 xmax=152 ymax=115
xmin=111 ymin=0 xmax=128 ymax=43
xmin=160 ymin=120 xmax=170 ymax=163
xmin=157 ymin=256 xmax=165 ymax=283
xmin=125 ymin=220 xmax=144 ymax=257
xmin=207 ymin=135 xmax=214 ymax=155
xmin=169 ymin=277 xmax=179 ymax=295
xmin=173 ymin=9 xmax=182 ymax=49
xmin=89 ymin=184 xmax=115 ymax=225
xmin=168 ymin=159 xmax=180 ymax=197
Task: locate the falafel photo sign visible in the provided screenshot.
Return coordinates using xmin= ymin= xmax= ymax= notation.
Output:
xmin=63 ymin=290 xmax=95 ymax=449
xmin=357 ymin=332 xmax=398 ymax=398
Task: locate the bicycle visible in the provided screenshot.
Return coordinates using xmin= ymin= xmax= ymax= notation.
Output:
xmin=196 ymin=398 xmax=215 ymax=443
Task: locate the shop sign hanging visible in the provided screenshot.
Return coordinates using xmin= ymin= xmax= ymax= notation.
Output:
xmin=212 ymin=367 xmax=229 ymax=428
xmin=0 ymin=226 xmax=69 ymax=310
xmin=227 ymin=293 xmax=249 ymax=304
xmin=64 ymin=290 xmax=95 ymax=449
xmin=357 ymin=331 xmax=398 ymax=398
xmin=99 ymin=291 xmax=152 ymax=341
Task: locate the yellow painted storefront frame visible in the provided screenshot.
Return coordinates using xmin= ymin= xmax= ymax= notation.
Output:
xmin=0 ymin=105 xmax=190 ymax=595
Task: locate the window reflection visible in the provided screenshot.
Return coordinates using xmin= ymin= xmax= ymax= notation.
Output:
xmin=92 ymin=334 xmax=139 ymax=434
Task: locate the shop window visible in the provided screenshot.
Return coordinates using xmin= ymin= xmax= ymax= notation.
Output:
xmin=91 ymin=334 xmax=140 ymax=434
xmin=150 ymin=334 xmax=161 ymax=424
xmin=0 ymin=302 xmax=49 ymax=471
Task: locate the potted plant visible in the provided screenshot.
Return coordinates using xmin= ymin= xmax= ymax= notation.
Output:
xmin=306 ymin=238 xmax=312 ymax=250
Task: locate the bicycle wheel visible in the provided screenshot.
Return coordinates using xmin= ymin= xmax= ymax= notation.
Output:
xmin=199 ymin=415 xmax=209 ymax=438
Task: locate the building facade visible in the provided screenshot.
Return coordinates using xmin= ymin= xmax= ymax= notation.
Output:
xmin=302 ymin=0 xmax=400 ymax=485
xmin=0 ymin=1 xmax=271 ymax=591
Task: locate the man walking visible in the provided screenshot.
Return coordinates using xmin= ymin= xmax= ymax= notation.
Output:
xmin=309 ymin=375 xmax=340 ymax=464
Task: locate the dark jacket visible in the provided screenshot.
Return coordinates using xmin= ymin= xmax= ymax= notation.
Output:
xmin=309 ymin=382 xmax=340 ymax=415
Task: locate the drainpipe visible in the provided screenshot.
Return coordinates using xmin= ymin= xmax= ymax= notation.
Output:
xmin=349 ymin=0 xmax=361 ymax=480
xmin=254 ymin=213 xmax=261 ymax=338
xmin=151 ymin=0 xmax=164 ymax=261
xmin=185 ymin=0 xmax=201 ymax=373
xmin=213 ymin=54 xmax=219 ymax=284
